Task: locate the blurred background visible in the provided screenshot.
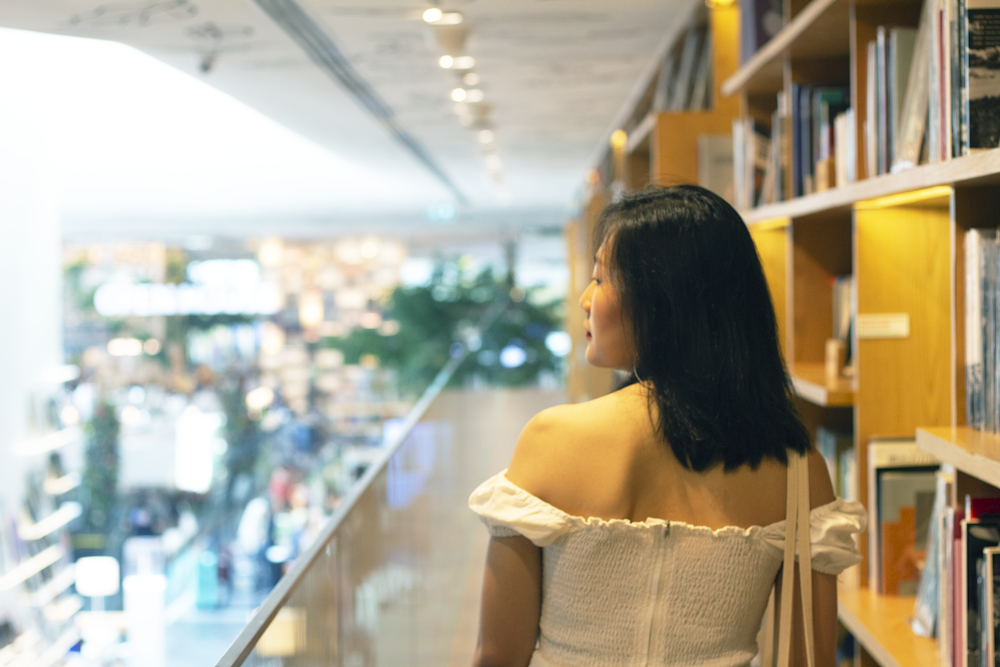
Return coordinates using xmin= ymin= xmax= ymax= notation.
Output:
xmin=0 ymin=1 xmax=706 ymax=665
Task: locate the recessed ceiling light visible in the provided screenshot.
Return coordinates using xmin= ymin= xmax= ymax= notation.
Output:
xmin=463 ymin=72 xmax=480 ymax=86
xmin=466 ymin=89 xmax=485 ymax=103
xmin=423 ymin=8 xmax=443 ymax=23
xmin=610 ymin=129 xmax=628 ymax=149
xmin=439 ymin=55 xmax=454 ymax=68
xmin=438 ymin=11 xmax=464 ymax=24
xmin=453 ymin=56 xmax=475 ymax=69
xmin=451 ymin=88 xmax=467 ymax=102
xmin=477 ymin=129 xmax=494 ymax=144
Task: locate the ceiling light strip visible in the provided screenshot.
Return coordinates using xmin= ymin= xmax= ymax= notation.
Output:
xmin=252 ymin=0 xmax=466 ymax=204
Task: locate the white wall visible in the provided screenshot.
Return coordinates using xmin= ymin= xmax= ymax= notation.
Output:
xmin=0 ymin=90 xmax=64 ymax=522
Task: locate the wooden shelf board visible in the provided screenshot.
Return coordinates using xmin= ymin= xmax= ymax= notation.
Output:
xmin=721 ymin=0 xmax=849 ymax=96
xmin=791 ymin=363 xmax=855 ymax=406
xmin=916 ymin=426 xmax=1000 ymax=488
xmin=742 ymin=149 xmax=1000 ymax=224
xmin=837 ymin=585 xmax=938 ymax=667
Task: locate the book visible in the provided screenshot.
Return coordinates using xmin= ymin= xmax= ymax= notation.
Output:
xmin=816 ymin=427 xmax=853 ymax=497
xmin=867 ymin=40 xmax=880 ymax=177
xmin=834 ymin=108 xmax=856 ymax=186
xmin=888 ymin=28 xmax=919 ymax=163
xmin=983 ymin=546 xmax=1000 ymax=666
xmin=963 ymin=517 xmax=1000 ymax=667
xmin=698 ymin=135 xmax=735 ymax=204
xmin=740 ymin=0 xmax=784 ymax=64
xmin=913 ymin=469 xmax=952 ymax=637
xmin=877 ymin=27 xmax=891 ymax=175
xmin=967 ymin=229 xmax=987 ymax=430
xmin=964 ymin=0 xmax=1000 ymax=150
xmin=895 ymin=1 xmax=931 ymax=171
xmin=867 ymin=439 xmax=940 ymax=592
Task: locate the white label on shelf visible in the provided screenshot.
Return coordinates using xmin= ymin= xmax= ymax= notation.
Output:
xmin=857 ymin=313 xmax=910 ymax=339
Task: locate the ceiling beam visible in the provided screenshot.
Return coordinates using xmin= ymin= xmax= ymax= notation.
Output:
xmin=252 ymin=0 xmax=466 ymax=204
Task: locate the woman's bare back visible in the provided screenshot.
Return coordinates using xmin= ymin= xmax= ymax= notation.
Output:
xmin=506 ymin=382 xmax=833 ymax=530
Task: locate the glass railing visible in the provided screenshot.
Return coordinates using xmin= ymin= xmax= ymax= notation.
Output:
xmin=215 ymin=303 xmax=516 ymax=667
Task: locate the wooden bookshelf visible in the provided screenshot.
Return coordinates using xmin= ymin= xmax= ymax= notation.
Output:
xmin=790 ymin=363 xmax=855 ymax=406
xmin=837 ymin=586 xmax=938 ymax=667
xmin=721 ymin=0 xmax=850 ymax=96
xmin=916 ymin=427 xmax=1000 ymax=489
xmin=742 ymin=148 xmax=1000 ymax=226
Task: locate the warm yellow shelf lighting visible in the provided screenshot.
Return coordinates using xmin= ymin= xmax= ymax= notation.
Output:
xmin=747 ymin=216 xmax=790 ymax=231
xmin=854 ymin=185 xmax=952 ymax=210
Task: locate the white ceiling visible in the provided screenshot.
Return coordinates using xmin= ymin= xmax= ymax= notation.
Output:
xmin=0 ymin=0 xmax=695 ymax=239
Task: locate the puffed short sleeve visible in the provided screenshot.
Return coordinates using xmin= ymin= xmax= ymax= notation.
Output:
xmin=760 ymin=499 xmax=868 ymax=575
xmin=468 ymin=470 xmax=580 ymax=547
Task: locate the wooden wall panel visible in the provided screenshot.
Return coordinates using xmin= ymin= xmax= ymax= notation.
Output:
xmin=751 ymin=223 xmax=791 ymax=359
xmin=854 ymin=201 xmax=953 ymax=511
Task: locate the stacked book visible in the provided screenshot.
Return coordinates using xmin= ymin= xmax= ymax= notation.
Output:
xmin=965 ymin=228 xmax=1000 ymax=432
xmin=732 ymin=88 xmax=855 ymax=209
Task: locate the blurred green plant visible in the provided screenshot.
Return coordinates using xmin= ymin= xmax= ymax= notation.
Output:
xmin=323 ymin=265 xmax=564 ymax=393
xmin=82 ymin=401 xmax=120 ymax=532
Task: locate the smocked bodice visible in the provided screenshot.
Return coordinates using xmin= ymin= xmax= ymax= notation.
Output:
xmin=469 ymin=471 xmax=866 ymax=667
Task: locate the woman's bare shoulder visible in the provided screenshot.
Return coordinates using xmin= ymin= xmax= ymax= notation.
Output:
xmin=506 ymin=389 xmax=649 ymax=501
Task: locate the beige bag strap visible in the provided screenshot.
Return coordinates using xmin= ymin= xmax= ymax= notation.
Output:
xmin=762 ymin=451 xmax=816 ymax=667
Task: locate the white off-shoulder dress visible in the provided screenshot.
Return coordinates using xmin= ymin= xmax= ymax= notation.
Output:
xmin=469 ymin=470 xmax=866 ymax=667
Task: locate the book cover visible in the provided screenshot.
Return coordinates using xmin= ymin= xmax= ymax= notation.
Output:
xmin=965 ymin=0 xmax=1000 ymax=149
xmin=880 ymin=469 xmax=938 ymax=595
xmin=868 ymin=439 xmax=940 ymax=591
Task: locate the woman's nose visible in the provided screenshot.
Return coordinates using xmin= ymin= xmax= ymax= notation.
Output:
xmin=579 ymin=282 xmax=593 ymax=312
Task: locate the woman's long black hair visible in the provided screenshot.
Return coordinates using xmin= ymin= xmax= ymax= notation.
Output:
xmin=595 ymin=185 xmax=810 ymax=471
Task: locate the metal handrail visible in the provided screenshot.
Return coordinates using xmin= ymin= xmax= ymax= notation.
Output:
xmin=214 ymin=300 xmax=508 ymax=667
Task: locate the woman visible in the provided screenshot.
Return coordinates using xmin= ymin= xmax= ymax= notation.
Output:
xmin=469 ymin=186 xmax=865 ymax=667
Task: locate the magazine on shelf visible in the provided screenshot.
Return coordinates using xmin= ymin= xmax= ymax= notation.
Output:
xmin=867 ymin=439 xmax=940 ymax=593
xmin=964 ymin=0 xmax=1000 ymax=150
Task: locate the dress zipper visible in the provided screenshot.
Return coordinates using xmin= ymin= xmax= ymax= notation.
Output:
xmin=639 ymin=522 xmax=669 ymax=667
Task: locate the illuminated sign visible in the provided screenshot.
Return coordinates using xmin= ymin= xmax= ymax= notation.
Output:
xmin=93 ymin=281 xmax=281 ymax=317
